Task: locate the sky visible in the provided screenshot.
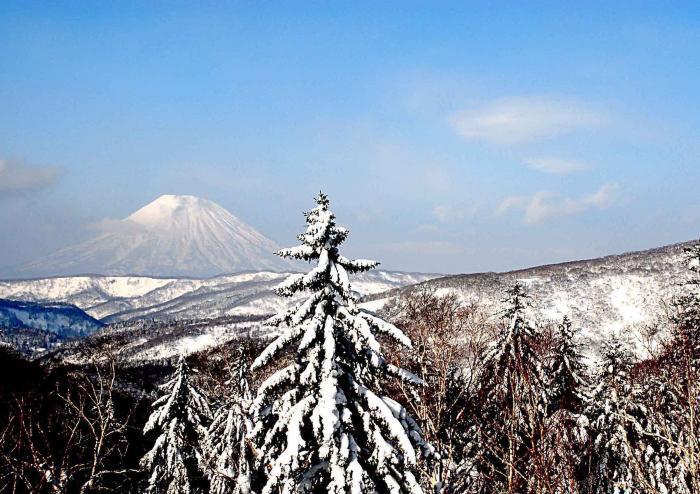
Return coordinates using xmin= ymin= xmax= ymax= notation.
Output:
xmin=1 ymin=1 xmax=700 ymax=275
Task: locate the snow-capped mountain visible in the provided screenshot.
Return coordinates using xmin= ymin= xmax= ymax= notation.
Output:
xmin=369 ymin=240 xmax=698 ymax=357
xmin=12 ymin=195 xmax=293 ymax=278
xmin=0 ymin=270 xmax=439 ymax=323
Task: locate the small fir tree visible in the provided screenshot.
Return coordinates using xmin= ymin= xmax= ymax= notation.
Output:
xmin=141 ymin=355 xmax=211 ymax=494
xmin=205 ymin=350 xmax=253 ymax=494
xmin=670 ymin=242 xmax=700 ymax=365
xmin=537 ymin=316 xmax=590 ymax=493
xmin=547 ymin=316 xmax=588 ymax=415
xmin=250 ymin=192 xmax=430 ymax=494
xmin=468 ymin=283 xmax=548 ymax=492
xmin=585 ymin=337 xmax=641 ymax=494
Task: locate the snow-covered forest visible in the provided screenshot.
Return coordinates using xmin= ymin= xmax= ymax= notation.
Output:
xmin=1 ymin=193 xmax=699 ymax=494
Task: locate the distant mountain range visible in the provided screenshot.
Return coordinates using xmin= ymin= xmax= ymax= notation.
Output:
xmin=10 ymin=195 xmax=293 ymax=278
xmin=0 ymin=271 xmax=439 ymax=323
xmin=2 ymin=239 xmax=697 ymax=362
xmin=0 ymin=270 xmax=438 ymax=359
xmin=0 ymin=298 xmax=103 ymax=337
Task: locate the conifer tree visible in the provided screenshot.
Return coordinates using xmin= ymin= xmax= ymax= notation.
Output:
xmin=585 ymin=337 xmax=641 ymax=494
xmin=141 ymin=355 xmax=211 ymax=494
xmin=537 ymin=316 xmax=590 ymax=493
xmin=670 ymin=242 xmax=700 ymax=364
xmin=469 ymin=283 xmax=548 ymax=492
xmin=547 ymin=316 xmax=588 ymax=415
xmin=205 ymin=350 xmax=253 ymax=494
xmin=633 ymin=374 xmax=690 ymax=494
xmin=250 ymin=192 xmax=429 ymax=494
xmin=636 ymin=242 xmax=700 ymax=493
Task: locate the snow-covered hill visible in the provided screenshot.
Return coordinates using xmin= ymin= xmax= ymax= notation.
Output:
xmin=0 ymin=299 xmax=103 ymax=339
xmin=12 ymin=195 xmax=293 ymax=278
xmin=2 ymin=270 xmax=437 ymax=361
xmin=0 ymin=270 xmax=439 ymax=323
xmin=371 ymin=240 xmax=698 ymax=356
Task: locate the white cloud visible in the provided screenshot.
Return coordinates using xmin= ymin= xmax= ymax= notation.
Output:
xmin=380 ymin=240 xmax=465 ymax=256
xmin=497 ymin=183 xmax=618 ymax=224
xmin=413 ymin=224 xmax=441 ymax=235
xmin=0 ymin=159 xmax=61 ymax=198
xmin=432 ymin=204 xmax=477 ymax=223
xmin=432 ymin=205 xmax=452 ymax=223
xmin=450 ymin=95 xmax=607 ymax=144
xmin=495 ymin=196 xmax=527 ymax=216
xmin=584 ymin=183 xmax=618 ymax=209
xmin=524 ymin=157 xmax=590 ymax=175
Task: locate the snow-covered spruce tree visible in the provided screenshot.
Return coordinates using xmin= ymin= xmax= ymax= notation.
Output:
xmin=633 ymin=241 xmax=700 ymax=494
xmin=663 ymin=241 xmax=700 ymax=490
xmin=670 ymin=242 xmax=700 ymax=365
xmin=141 ymin=355 xmax=211 ymax=494
xmin=584 ymin=337 xmax=642 ymax=494
xmin=634 ymin=371 xmax=691 ymax=494
xmin=539 ymin=316 xmax=590 ymax=493
xmin=468 ymin=283 xmax=548 ymax=493
xmin=547 ymin=316 xmax=588 ymax=415
xmin=250 ymin=192 xmax=430 ymax=494
xmin=205 ymin=349 xmax=254 ymax=494
xmin=586 ymin=336 xmax=690 ymax=494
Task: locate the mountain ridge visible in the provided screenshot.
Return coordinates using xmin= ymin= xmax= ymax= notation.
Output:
xmin=363 ymin=238 xmax=699 ymax=357
xmin=0 ymin=270 xmax=439 ymax=323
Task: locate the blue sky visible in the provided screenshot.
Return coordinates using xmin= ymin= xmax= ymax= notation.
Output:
xmin=1 ymin=2 xmax=699 ymax=274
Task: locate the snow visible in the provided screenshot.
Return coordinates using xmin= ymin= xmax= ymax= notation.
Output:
xmin=177 ymin=333 xmax=218 ymax=354
xmin=0 ymin=270 xmax=437 ymax=322
xmin=11 ymin=194 xmax=294 ymax=278
xmin=376 ymin=240 xmax=696 ymax=358
xmin=129 ymin=323 xmax=250 ymax=361
xmin=251 ymin=193 xmax=426 ymax=494
xmin=608 ymin=277 xmax=646 ymax=326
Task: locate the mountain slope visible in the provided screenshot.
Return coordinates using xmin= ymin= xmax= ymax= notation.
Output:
xmin=0 ymin=299 xmax=104 ymax=339
xmin=369 ymin=240 xmax=697 ymax=356
xmin=13 ymin=195 xmax=292 ymax=278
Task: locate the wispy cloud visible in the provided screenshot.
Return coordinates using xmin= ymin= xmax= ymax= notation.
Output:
xmin=432 ymin=205 xmax=452 ymax=223
xmin=497 ymin=183 xmax=619 ymax=224
xmin=413 ymin=224 xmax=441 ymax=235
xmin=524 ymin=157 xmax=590 ymax=175
xmin=379 ymin=240 xmax=465 ymax=256
xmin=0 ymin=159 xmax=61 ymax=198
xmin=450 ymin=95 xmax=607 ymax=144
xmin=432 ymin=204 xmax=477 ymax=223
xmin=495 ymin=196 xmax=528 ymax=216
